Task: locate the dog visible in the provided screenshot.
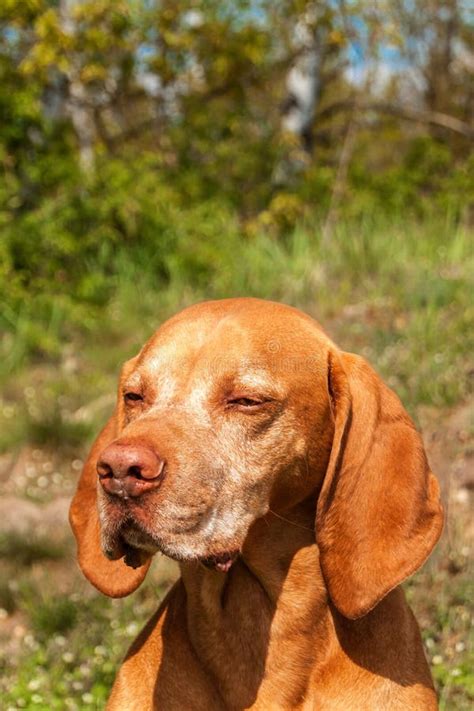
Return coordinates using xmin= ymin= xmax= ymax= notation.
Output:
xmin=70 ymin=298 xmax=444 ymax=710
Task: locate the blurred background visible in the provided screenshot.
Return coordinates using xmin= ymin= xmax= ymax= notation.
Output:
xmin=0 ymin=1 xmax=472 ymax=709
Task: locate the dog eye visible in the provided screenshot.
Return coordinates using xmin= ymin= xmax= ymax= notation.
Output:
xmin=227 ymin=397 xmax=265 ymax=408
xmin=124 ymin=392 xmax=143 ymax=404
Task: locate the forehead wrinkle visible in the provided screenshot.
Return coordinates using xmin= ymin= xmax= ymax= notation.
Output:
xmin=186 ymin=379 xmax=213 ymax=418
xmin=138 ymin=336 xmax=205 ymax=403
xmin=137 ymin=348 xmax=215 ymax=412
xmin=235 ymin=370 xmax=280 ymax=394
xmin=124 ymin=358 xmax=179 ymax=404
xmin=124 ymin=372 xmax=141 ymax=390
xmin=146 ymin=312 xmax=226 ymax=358
xmin=155 ymin=373 xmax=178 ymax=402
xmin=140 ymin=339 xmax=179 ymax=371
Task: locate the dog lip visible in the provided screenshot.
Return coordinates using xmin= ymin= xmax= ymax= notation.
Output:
xmin=103 ymin=512 xmax=241 ymax=572
xmin=123 ymin=544 xmax=150 ymax=569
xmin=200 ymin=550 xmax=239 ymax=573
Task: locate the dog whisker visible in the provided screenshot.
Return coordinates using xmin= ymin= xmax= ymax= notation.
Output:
xmin=268 ymin=509 xmax=314 ymax=532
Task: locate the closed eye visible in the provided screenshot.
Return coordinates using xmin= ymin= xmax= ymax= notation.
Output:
xmin=124 ymin=392 xmax=144 ymax=404
xmin=226 ymin=396 xmax=271 ymax=410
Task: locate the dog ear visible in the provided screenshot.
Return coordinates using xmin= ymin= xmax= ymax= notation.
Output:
xmin=316 ymin=351 xmax=444 ymax=620
xmin=69 ymin=358 xmax=152 ymax=597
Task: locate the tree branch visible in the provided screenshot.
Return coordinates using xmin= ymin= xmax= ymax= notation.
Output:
xmin=316 ymin=100 xmax=474 ymax=139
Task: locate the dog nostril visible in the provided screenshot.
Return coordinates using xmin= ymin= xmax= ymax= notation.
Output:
xmin=128 ymin=465 xmax=143 ymax=479
xmin=97 ymin=461 xmax=113 ymax=479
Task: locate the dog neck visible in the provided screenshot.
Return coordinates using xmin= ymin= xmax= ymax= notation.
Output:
xmin=179 ymin=496 xmax=330 ymax=708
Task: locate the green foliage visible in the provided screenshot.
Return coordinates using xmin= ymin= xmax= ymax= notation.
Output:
xmin=0 ymin=533 xmax=68 ymax=566
xmin=1 ymin=0 xmax=471 ymax=234
xmin=348 ymin=134 xmax=473 ymax=218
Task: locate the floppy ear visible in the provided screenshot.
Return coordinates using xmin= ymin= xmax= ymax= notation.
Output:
xmin=316 ymin=351 xmax=444 ymax=620
xmin=69 ymin=360 xmax=152 ymax=597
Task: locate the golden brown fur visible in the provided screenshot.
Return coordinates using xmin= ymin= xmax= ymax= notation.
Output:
xmin=70 ymin=298 xmax=444 ymax=710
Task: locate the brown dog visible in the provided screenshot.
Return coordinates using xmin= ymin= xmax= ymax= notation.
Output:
xmin=70 ymin=298 xmax=444 ymax=710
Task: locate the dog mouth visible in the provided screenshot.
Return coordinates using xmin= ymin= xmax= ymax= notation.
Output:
xmin=103 ymin=536 xmax=149 ymax=569
xmin=102 ymin=518 xmax=159 ymax=566
xmin=122 ymin=539 xmax=239 ymax=573
xmin=123 ymin=543 xmax=151 ymax=569
xmin=103 ymin=518 xmax=240 ymax=573
xmin=199 ymin=550 xmax=239 ymax=573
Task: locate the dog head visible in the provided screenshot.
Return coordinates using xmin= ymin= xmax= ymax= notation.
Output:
xmin=70 ymin=298 xmax=443 ymax=618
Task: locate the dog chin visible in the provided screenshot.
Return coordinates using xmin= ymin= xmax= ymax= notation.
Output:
xmin=120 ymin=523 xmax=159 ymax=552
xmin=131 ymin=528 xmax=241 ymax=573
xmin=100 ymin=519 xmax=158 ymax=562
xmin=101 ymin=514 xmax=243 ymax=573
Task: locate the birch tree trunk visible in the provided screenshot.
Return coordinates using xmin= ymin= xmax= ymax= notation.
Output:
xmin=275 ymin=10 xmax=326 ymax=186
xmin=59 ymin=0 xmax=96 ymax=175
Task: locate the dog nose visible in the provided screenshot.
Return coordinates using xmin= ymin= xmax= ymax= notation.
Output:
xmin=97 ymin=443 xmax=165 ymax=498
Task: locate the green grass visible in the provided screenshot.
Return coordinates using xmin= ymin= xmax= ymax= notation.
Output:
xmin=0 ymin=562 xmax=174 ymax=710
xmin=405 ymin=546 xmax=474 ymax=711
xmin=0 ymin=533 xmax=69 ymax=567
xmin=1 ymin=215 xmax=472 ymax=455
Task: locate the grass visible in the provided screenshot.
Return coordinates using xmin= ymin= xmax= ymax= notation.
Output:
xmin=1 ymin=215 xmax=472 ymax=453
xmin=0 ymin=560 xmax=175 ymax=710
xmin=0 ymin=215 xmax=472 ymax=708
xmin=0 ymin=533 xmax=68 ymax=567
xmin=406 ymin=554 xmax=474 ymax=711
